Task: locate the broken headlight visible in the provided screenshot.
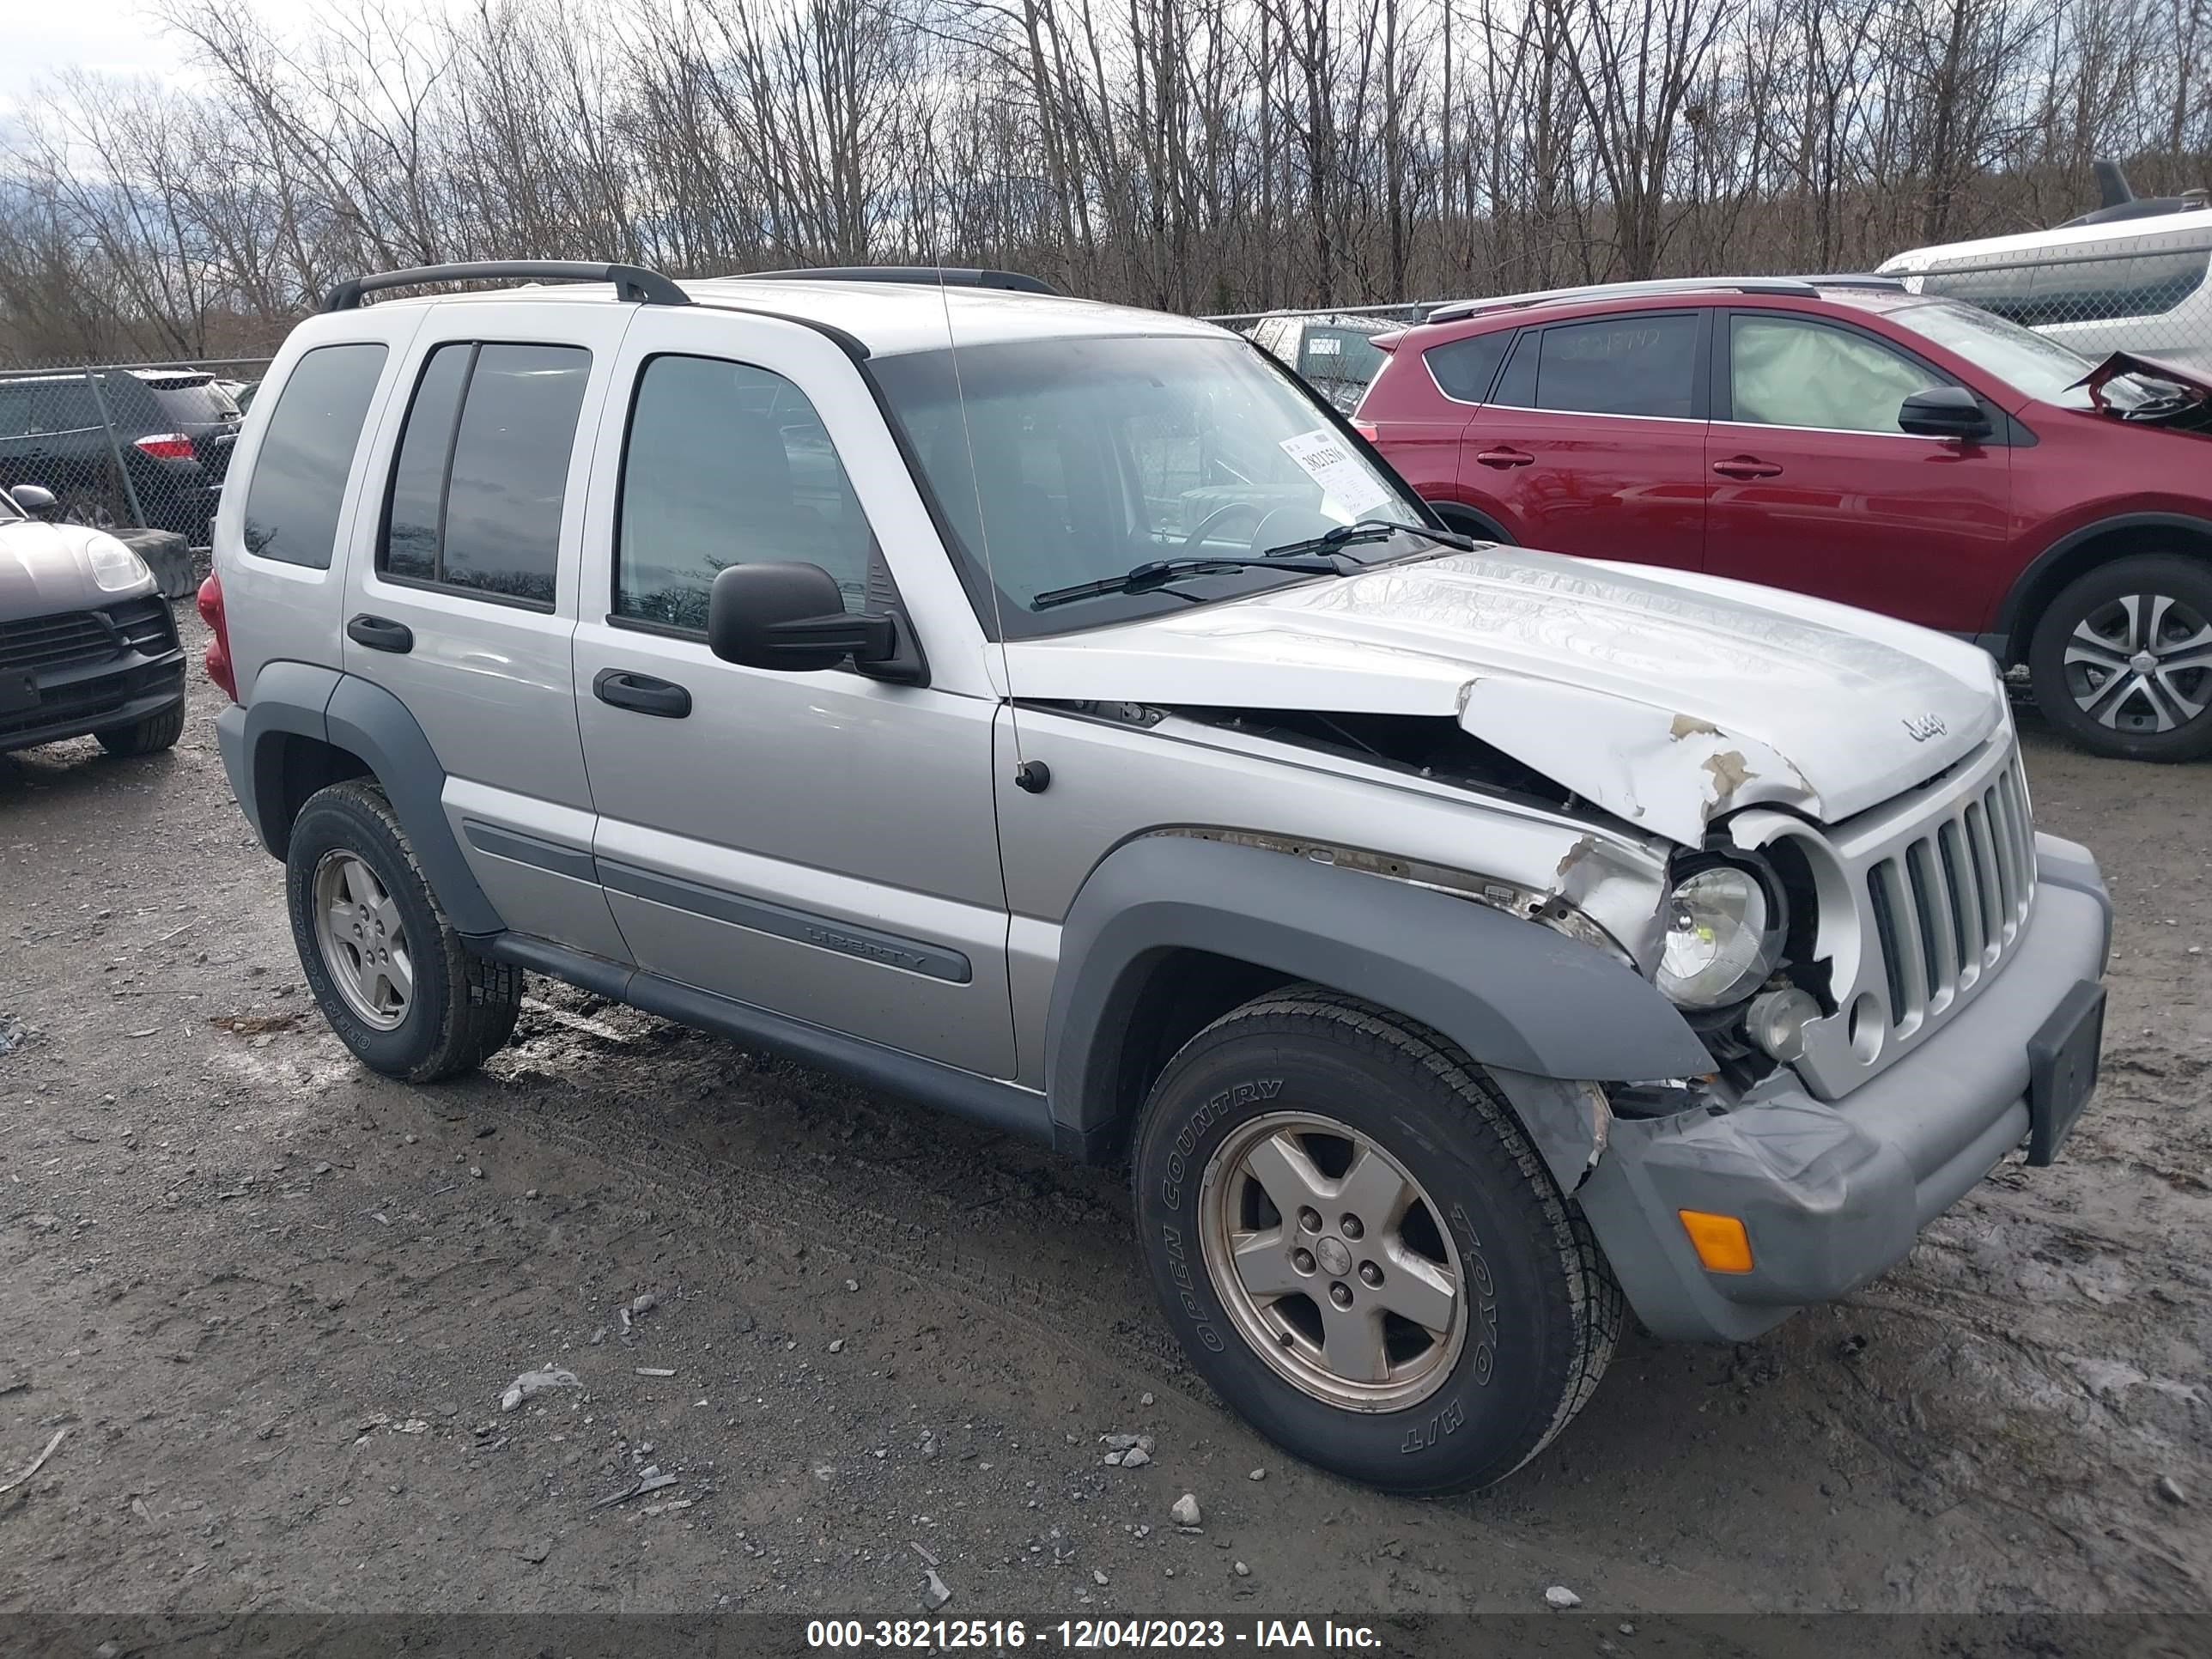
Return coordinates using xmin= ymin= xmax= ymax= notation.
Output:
xmin=1655 ymin=857 xmax=1785 ymax=1010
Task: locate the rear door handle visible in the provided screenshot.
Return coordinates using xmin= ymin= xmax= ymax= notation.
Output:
xmin=592 ymin=667 xmax=691 ymax=720
xmin=1474 ymin=447 xmax=1534 ymax=469
xmin=1711 ymin=456 xmax=1783 ymax=480
xmin=346 ymin=613 xmax=413 ymax=653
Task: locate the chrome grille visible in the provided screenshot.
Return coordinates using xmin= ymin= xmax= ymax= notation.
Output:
xmin=1862 ymin=751 xmax=2034 ymax=1036
xmin=1726 ymin=725 xmax=2036 ymax=1101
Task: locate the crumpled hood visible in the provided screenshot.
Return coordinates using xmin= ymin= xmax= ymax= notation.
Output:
xmin=0 ymin=520 xmax=152 ymax=616
xmin=1002 ymin=550 xmax=2006 ymax=843
xmin=2073 ymin=350 xmax=2212 ymax=429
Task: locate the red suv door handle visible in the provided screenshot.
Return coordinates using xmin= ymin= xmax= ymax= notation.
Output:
xmin=1475 ymin=447 xmax=1534 ymax=469
xmin=1712 ymin=456 xmax=1783 ymax=479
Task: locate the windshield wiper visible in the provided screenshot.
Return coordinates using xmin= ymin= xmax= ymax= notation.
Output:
xmin=1030 ymin=553 xmax=1346 ymax=611
xmin=1256 ymin=517 xmax=1479 ymax=561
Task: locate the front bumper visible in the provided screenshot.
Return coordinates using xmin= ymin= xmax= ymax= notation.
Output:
xmin=1579 ymin=832 xmax=2111 ymax=1343
xmin=0 ymin=644 xmax=185 ymax=754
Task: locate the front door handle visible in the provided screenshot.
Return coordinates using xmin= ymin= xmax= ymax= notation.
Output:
xmin=593 ymin=667 xmax=691 ymax=719
xmin=1474 ymin=447 xmax=1534 ymax=469
xmin=347 ymin=613 xmax=413 ymax=653
xmin=1711 ymin=456 xmax=1784 ymax=480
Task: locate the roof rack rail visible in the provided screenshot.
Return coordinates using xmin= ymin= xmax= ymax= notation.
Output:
xmin=741 ymin=265 xmax=1061 ymax=296
xmin=322 ymin=260 xmax=689 ymax=313
xmin=1425 ymin=273 xmax=1903 ymax=324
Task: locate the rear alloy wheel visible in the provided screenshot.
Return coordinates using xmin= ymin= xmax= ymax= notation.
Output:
xmin=57 ymin=487 xmax=124 ymax=532
xmin=312 ymin=851 xmax=414 ymax=1030
xmin=2029 ymin=555 xmax=2212 ymax=761
xmin=286 ymin=778 xmax=522 ymax=1081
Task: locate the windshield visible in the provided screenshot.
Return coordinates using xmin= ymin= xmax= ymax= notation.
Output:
xmin=870 ymin=334 xmax=1426 ymax=636
xmin=1888 ymin=297 xmax=2129 ymax=408
xmin=0 ymin=489 xmax=21 ymax=522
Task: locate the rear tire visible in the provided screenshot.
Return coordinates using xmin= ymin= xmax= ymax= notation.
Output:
xmin=96 ymin=701 xmax=185 ymax=756
xmin=2027 ymin=554 xmax=2212 ymax=762
xmin=286 ymin=778 xmax=522 ymax=1081
xmin=1132 ymin=986 xmax=1619 ymax=1494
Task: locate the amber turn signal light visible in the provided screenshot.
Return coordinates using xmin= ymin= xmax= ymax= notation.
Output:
xmin=1678 ymin=1209 xmax=1753 ymax=1273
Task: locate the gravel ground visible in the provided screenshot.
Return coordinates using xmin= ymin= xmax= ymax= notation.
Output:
xmin=3 ymin=605 xmax=2209 ymax=1641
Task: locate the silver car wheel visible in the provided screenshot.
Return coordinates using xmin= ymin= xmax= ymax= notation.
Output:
xmin=311 ymin=851 xmax=413 ymax=1030
xmin=1199 ymin=1111 xmax=1466 ymax=1412
xmin=2063 ymin=592 xmax=2212 ymax=735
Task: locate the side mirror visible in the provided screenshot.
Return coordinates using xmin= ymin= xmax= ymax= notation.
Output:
xmin=11 ymin=483 xmax=57 ymax=517
xmin=1898 ymin=385 xmax=1992 ymax=441
xmin=708 ymin=560 xmax=898 ymax=673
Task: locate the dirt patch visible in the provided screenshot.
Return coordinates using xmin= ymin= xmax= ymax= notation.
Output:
xmin=2 ymin=615 xmax=2208 ymax=1622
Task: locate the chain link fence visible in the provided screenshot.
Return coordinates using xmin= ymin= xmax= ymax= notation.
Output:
xmin=0 ymin=358 xmax=271 ymax=555
xmin=1881 ymin=222 xmax=2212 ymax=372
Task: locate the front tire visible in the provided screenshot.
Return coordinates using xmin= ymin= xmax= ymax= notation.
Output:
xmin=1132 ymin=987 xmax=1619 ymax=1494
xmin=96 ymin=700 xmax=185 ymax=757
xmin=2027 ymin=554 xmax=2212 ymax=762
xmin=286 ymin=779 xmax=522 ymax=1081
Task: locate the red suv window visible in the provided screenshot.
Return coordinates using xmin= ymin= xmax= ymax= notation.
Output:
xmin=1528 ymin=315 xmax=1700 ymax=418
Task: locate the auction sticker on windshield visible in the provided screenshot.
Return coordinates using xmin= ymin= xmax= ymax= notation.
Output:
xmin=1278 ymin=428 xmax=1394 ymax=518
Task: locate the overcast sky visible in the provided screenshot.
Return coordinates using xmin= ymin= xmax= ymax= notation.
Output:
xmin=0 ymin=1 xmax=459 ymax=119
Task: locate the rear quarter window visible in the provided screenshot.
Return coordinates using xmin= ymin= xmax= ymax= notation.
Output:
xmin=240 ymin=343 xmax=389 ymax=569
xmin=1424 ymin=331 xmax=1516 ymax=402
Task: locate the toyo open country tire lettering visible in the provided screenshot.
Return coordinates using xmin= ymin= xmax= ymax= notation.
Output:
xmin=1133 ymin=986 xmax=1620 ymax=1494
xmin=2028 ymin=553 xmax=2212 ymax=763
xmin=285 ymin=779 xmax=523 ymax=1082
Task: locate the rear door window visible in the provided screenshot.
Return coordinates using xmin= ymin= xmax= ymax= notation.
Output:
xmin=380 ymin=342 xmax=592 ymax=608
xmin=1534 ymin=315 xmax=1699 ymax=418
xmin=241 ymin=343 xmax=389 ymax=568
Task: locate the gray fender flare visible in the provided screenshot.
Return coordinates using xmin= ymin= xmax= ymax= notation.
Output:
xmin=1042 ymin=835 xmax=1709 ymax=1189
xmin=324 ymin=675 xmax=503 ymax=936
xmin=222 ymin=660 xmax=342 ymax=858
xmin=222 ymin=665 xmax=503 ymax=938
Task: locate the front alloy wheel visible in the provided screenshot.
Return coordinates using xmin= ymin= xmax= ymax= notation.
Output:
xmin=2062 ymin=592 xmax=2212 ymax=736
xmin=2031 ymin=555 xmax=2212 ymax=762
xmin=1133 ymin=986 xmax=1621 ymax=1494
xmin=1201 ymin=1113 xmax=1465 ymax=1411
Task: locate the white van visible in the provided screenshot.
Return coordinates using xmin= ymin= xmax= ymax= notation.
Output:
xmin=1880 ymin=166 xmax=2210 ymax=370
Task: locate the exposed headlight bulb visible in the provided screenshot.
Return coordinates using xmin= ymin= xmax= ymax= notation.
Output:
xmin=1655 ymin=860 xmax=1786 ymax=1009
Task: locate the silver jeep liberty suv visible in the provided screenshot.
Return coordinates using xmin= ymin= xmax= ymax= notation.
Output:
xmin=205 ymin=260 xmax=2111 ymax=1493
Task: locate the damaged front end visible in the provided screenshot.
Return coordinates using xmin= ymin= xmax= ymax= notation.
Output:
xmin=2073 ymin=349 xmax=2212 ymax=430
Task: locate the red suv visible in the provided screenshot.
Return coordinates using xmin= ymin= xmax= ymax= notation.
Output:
xmin=1354 ymin=276 xmax=2212 ymax=760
